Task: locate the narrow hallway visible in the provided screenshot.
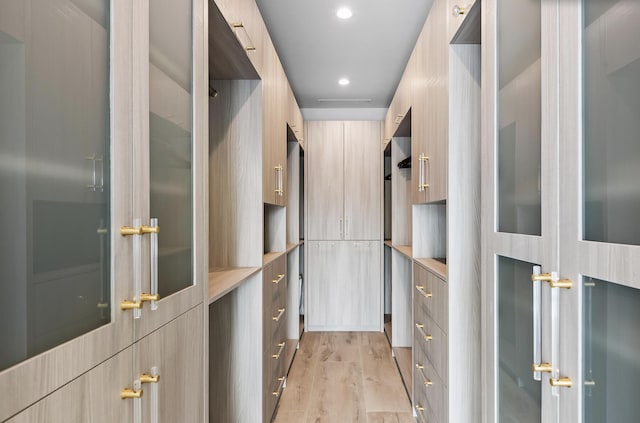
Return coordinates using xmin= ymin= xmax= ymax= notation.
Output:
xmin=274 ymin=332 xmax=414 ymax=423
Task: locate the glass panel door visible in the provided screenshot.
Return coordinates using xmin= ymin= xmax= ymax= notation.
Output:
xmin=498 ymin=256 xmax=541 ymax=423
xmin=0 ymin=0 xmax=136 ymax=419
xmin=0 ymin=0 xmax=111 ymax=371
xmin=583 ymin=277 xmax=640 ymax=422
xmin=497 ymin=0 xmax=541 ymax=235
xmin=149 ymin=0 xmax=193 ymax=298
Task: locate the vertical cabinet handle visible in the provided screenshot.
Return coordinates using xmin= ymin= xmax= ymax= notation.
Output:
xmin=147 ymin=218 xmax=159 ymax=310
xmin=530 ymin=268 xmax=573 ymax=392
xmin=419 ymin=154 xmax=430 ymax=191
xmin=274 ymin=165 xmax=284 ymax=198
xmin=231 ymin=22 xmax=256 ymax=51
xmin=121 ymin=380 xmax=142 ymax=423
xmin=141 ymin=367 xmax=160 ymax=423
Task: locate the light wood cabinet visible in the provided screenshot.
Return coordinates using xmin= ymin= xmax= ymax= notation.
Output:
xmin=306 ymin=120 xmax=382 ymax=241
xmin=306 ymin=241 xmax=381 ymax=331
xmin=412 ymin=0 xmax=448 ymax=204
xmin=343 ymin=121 xmax=383 ymax=240
xmin=306 ymin=121 xmax=345 ymax=240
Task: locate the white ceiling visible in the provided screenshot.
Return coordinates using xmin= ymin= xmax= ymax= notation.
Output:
xmin=255 ymin=0 xmax=434 ymax=112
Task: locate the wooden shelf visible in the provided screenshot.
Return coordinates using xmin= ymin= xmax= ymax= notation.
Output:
xmin=414 ymin=257 xmax=448 ymax=280
xmin=263 ymin=251 xmax=285 ymax=266
xmin=286 ymin=243 xmax=299 ymax=254
xmin=384 ymin=239 xmax=393 ymax=248
xmin=208 ymin=267 xmax=261 ymax=303
xmin=394 ymin=245 xmax=413 ymax=260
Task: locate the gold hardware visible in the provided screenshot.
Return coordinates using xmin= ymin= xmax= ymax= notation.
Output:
xmin=531 ymin=273 xmax=572 ymax=289
xmin=415 ymin=404 xmax=425 ymax=412
xmin=415 ymin=323 xmax=432 ymax=341
xmin=231 ymin=22 xmax=256 ymax=51
xmin=550 ymin=279 xmax=572 ymax=289
xmin=140 ymin=374 xmax=160 ymax=384
xmin=416 ymin=363 xmax=424 ymax=370
xmin=231 ymin=22 xmax=244 ymax=28
xmin=419 ymin=155 xmax=430 ymax=162
xmin=272 ymin=308 xmax=286 ymax=322
xmin=272 ymin=376 xmax=286 ymax=397
xmin=121 ymin=388 xmax=143 ymax=399
xmin=415 ymin=285 xmax=433 ymax=298
xmin=121 ymin=300 xmax=142 ymax=310
xmin=425 ymin=379 xmax=433 ymax=386
xmin=272 ymin=274 xmax=285 ymax=284
xmin=531 ymin=272 xmax=552 ymax=282
xmin=272 ymin=342 xmax=286 ymax=359
xmin=453 ymin=5 xmax=466 ymax=16
xmin=121 ymin=226 xmax=143 ymax=236
xmin=96 ymin=302 xmax=109 ymax=309
xmin=140 ymin=225 xmax=160 ymax=234
xmin=550 ymin=377 xmax=573 ymax=388
xmin=532 ymin=363 xmax=552 ymax=373
xmin=140 ymin=293 xmax=160 ymax=303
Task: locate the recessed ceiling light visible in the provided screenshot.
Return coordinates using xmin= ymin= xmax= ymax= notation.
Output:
xmin=338 ymin=78 xmax=350 ymax=86
xmin=336 ymin=7 xmax=353 ymax=19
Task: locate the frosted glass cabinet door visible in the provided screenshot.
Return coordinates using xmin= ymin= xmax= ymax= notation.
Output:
xmin=497 ymin=0 xmax=541 ymax=235
xmin=582 ymin=0 xmax=640 ymax=245
xmin=149 ymin=0 xmax=193 ymax=298
xmin=498 ymin=257 xmax=541 ymax=423
xmin=0 ymin=0 xmax=136 ymax=420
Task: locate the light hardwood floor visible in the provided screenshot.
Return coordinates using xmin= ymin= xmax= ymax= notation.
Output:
xmin=274 ymin=332 xmax=415 ymax=423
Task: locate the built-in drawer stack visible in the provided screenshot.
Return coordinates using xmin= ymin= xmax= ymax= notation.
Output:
xmin=413 ymin=262 xmax=449 ymax=423
xmin=263 ymin=255 xmax=288 ymax=422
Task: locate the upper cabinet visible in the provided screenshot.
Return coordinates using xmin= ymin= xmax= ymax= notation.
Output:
xmin=306 ymin=121 xmax=382 ymax=241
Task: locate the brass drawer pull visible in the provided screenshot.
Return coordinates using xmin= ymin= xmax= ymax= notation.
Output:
xmin=415 ymin=285 xmax=433 ymax=299
xmin=415 ymin=323 xmax=433 ymax=341
xmin=272 ymin=308 xmax=286 ymax=322
xmin=272 ymin=274 xmax=285 ymax=284
xmin=272 ymin=342 xmax=286 ymax=359
xmin=272 ymin=376 xmax=286 ymax=397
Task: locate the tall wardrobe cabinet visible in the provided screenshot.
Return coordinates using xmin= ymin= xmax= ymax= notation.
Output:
xmin=305 ymin=121 xmax=382 ymax=331
xmin=0 ymin=0 xmax=208 ymax=421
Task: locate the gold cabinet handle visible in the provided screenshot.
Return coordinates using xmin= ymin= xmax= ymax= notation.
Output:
xmin=531 ymin=272 xmax=572 ymax=289
xmin=140 ymin=225 xmax=160 ymax=234
xmin=415 ymin=285 xmax=433 ymax=299
xmin=140 ymin=373 xmax=160 ymax=384
xmin=415 ymin=323 xmax=432 ymax=341
xmin=550 ymin=377 xmax=573 ymax=388
xmin=121 ymin=388 xmax=143 ymax=399
xmin=231 ymin=22 xmax=256 ymax=51
xmin=272 ymin=308 xmax=286 ymax=322
xmin=272 ymin=341 xmax=286 ymax=359
xmin=121 ymin=225 xmax=160 ymax=236
xmin=415 ymin=363 xmax=433 ymax=386
xmin=121 ymin=293 xmax=160 ymax=310
xmin=532 ymin=363 xmax=552 ymax=373
xmin=415 ymin=404 xmax=425 ymax=412
xmin=272 ymin=376 xmax=286 ymax=397
xmin=140 ymin=293 xmax=160 ymax=303
xmin=121 ymin=226 xmax=143 ymax=236
xmin=453 ymin=5 xmax=466 ymax=16
xmin=272 ymin=274 xmax=285 ymax=284
xmin=121 ymin=300 xmax=142 ymax=310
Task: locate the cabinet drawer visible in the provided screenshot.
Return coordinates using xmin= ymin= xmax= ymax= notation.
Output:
xmin=414 ymin=263 xmax=448 ymax=331
xmin=263 ymin=256 xmax=286 ymax=311
xmin=263 ymin=294 xmax=287 ymax=350
xmin=414 ymin=354 xmax=448 ymax=423
xmin=413 ymin=315 xmax=448 ymax=385
xmin=263 ymin=348 xmax=287 ymax=423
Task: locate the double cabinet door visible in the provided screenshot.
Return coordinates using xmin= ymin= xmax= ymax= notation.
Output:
xmin=306 ymin=121 xmax=381 ymax=241
xmin=484 ymin=0 xmax=640 ymax=422
xmin=0 ymin=0 xmax=205 ymax=420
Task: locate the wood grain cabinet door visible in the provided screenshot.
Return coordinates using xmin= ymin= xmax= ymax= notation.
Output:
xmin=343 ymin=121 xmax=382 ymax=241
xmin=306 ymin=121 xmax=344 ymax=241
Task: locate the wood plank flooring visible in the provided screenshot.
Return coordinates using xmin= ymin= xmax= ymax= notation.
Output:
xmin=274 ymin=332 xmax=414 ymax=423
